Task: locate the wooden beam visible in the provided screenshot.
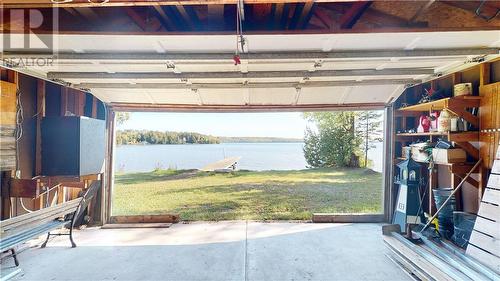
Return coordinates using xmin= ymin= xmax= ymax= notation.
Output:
xmin=207 ymin=5 xmax=225 ymax=30
xmin=48 ymin=68 xmax=433 ymax=80
xmin=152 ymin=4 xmax=175 ymax=31
xmin=408 ymin=0 xmax=435 ymax=23
xmin=273 ymin=3 xmax=285 ymax=28
xmin=109 ymin=214 xmax=180 ymax=224
xmin=480 ymin=63 xmax=491 ymax=86
xmin=296 ymin=2 xmax=315 ymax=29
xmin=35 ymin=80 xmax=45 ymax=176
xmin=313 ymin=7 xmax=333 ymax=29
xmin=312 ymin=213 xmax=384 ymax=223
xmin=175 ymin=5 xmax=195 ymax=30
xmin=125 ymin=7 xmax=163 ymax=31
xmin=339 ymin=1 xmax=372 ymax=29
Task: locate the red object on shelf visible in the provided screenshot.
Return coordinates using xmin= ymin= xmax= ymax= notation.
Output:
xmin=417 ymin=115 xmax=431 ymax=133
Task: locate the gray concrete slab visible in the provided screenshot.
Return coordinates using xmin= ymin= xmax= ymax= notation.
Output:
xmin=1 ymin=222 xmax=410 ymax=281
xmin=246 ymin=222 xmax=411 ymax=281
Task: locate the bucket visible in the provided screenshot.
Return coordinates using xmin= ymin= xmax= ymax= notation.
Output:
xmin=433 ymin=188 xmax=456 ymax=239
xmin=452 ymin=211 xmax=477 ymax=248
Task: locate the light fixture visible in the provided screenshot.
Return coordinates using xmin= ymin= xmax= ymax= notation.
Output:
xmin=51 ymin=0 xmax=73 ymax=3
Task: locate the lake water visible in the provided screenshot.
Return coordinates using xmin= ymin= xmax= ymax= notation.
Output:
xmin=115 ymin=142 xmax=383 ymax=173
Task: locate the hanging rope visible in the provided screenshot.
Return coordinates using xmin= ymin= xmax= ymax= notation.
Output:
xmin=234 ymin=0 xmax=245 ymax=65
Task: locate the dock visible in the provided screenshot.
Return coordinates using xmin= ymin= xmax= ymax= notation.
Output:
xmin=201 ymin=157 xmax=241 ymax=172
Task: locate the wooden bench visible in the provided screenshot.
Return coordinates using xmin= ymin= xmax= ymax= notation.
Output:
xmin=0 ymin=180 xmax=101 ymax=266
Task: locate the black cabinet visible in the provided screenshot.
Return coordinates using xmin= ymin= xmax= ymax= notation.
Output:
xmin=42 ymin=116 xmax=105 ymax=176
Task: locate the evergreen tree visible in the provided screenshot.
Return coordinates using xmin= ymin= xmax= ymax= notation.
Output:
xmin=356 ymin=111 xmax=383 ymax=168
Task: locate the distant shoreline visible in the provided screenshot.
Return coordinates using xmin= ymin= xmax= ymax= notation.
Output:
xmin=117 ymin=141 xmax=304 ymax=145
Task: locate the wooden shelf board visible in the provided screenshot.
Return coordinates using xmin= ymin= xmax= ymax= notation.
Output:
xmin=398 ymin=96 xmax=481 ymax=112
xmin=395 ymin=131 xmax=479 ymax=142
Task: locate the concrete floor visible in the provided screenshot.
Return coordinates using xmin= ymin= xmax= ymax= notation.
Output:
xmin=2 ymin=222 xmax=411 ymax=281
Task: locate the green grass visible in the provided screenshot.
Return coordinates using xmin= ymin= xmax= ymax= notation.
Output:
xmin=112 ymin=168 xmax=383 ymax=221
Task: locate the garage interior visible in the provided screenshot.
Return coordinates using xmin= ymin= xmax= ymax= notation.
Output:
xmin=1 ymin=1 xmax=500 ymax=280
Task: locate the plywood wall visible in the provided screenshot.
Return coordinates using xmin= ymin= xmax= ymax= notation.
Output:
xmin=0 ymin=78 xmax=17 ymax=171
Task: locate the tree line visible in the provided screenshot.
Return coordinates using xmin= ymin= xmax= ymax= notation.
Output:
xmin=303 ymin=111 xmax=383 ymax=168
xmin=116 ymin=130 xmax=220 ymax=145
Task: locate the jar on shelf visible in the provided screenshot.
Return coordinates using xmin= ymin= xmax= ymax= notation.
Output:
xmin=438 ymin=109 xmax=451 ymax=132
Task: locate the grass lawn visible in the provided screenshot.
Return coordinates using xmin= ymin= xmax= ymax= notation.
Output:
xmin=112 ymin=168 xmax=383 ymax=221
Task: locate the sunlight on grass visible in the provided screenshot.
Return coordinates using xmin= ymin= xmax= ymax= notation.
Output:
xmin=112 ymin=168 xmax=383 ymax=221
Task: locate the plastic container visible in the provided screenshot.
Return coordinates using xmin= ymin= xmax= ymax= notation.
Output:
xmin=433 ymin=188 xmax=456 ymax=239
xmin=452 ymin=211 xmax=477 ymax=248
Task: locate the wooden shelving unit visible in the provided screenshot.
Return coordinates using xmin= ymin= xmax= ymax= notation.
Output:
xmin=394 ymin=93 xmax=482 ymax=216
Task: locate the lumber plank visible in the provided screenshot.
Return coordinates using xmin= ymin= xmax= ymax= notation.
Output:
xmin=312 ymin=213 xmax=384 ymax=223
xmin=101 ymin=223 xmax=172 ymax=229
xmin=109 ymin=214 xmax=180 ymax=224
xmin=466 ymin=244 xmax=500 ymax=273
xmin=383 ymin=235 xmax=455 ymax=281
xmin=482 ymin=188 xmax=500 ymax=205
xmin=0 ymin=198 xmax=81 ymax=229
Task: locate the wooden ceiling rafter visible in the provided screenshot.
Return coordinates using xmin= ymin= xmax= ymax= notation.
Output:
xmin=151 ymin=5 xmax=176 ymax=31
xmin=338 ymin=1 xmax=372 ymax=29
xmin=295 ymin=1 xmax=315 ymax=29
xmin=174 ymin=5 xmax=195 ymax=30
xmin=124 ymin=7 xmax=162 ymax=32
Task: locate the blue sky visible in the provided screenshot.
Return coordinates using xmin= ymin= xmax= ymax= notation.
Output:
xmin=119 ymin=112 xmax=308 ymax=139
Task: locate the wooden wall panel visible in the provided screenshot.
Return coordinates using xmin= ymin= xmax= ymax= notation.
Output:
xmin=479 ymin=82 xmax=500 ymax=169
xmin=0 ymin=80 xmax=17 ymax=171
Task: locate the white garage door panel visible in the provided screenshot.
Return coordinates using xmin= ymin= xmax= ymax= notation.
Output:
xmin=250 ymin=88 xmax=296 ymax=105
xmin=297 ymin=87 xmax=345 ymax=105
xmin=343 ymin=85 xmax=401 ymax=104
xmin=146 ymin=89 xmax=200 ymax=104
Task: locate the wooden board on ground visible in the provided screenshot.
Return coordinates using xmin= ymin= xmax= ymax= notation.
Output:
xmin=101 ymin=223 xmax=172 ymax=229
xmin=312 ymin=213 xmax=384 ymax=223
xmin=109 ymin=214 xmax=179 ymax=224
xmin=383 ymin=235 xmax=456 ymax=281
xmin=201 ymin=156 xmax=241 ymax=172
